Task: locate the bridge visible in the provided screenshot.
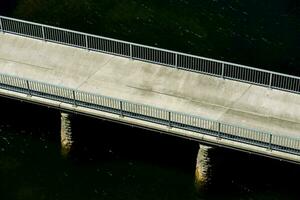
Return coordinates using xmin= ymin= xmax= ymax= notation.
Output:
xmin=0 ymin=16 xmax=300 ymax=176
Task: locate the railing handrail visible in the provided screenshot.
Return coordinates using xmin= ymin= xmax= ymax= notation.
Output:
xmin=0 ymin=72 xmax=299 ymax=143
xmin=0 ymin=72 xmax=289 ymax=138
xmin=0 ymin=15 xmax=299 ymax=82
xmin=1 ymin=72 xmax=300 ymax=157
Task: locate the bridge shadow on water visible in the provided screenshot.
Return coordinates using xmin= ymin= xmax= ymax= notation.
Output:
xmin=0 ymin=97 xmax=299 ymax=200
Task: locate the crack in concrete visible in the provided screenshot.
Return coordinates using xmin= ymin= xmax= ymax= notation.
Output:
xmin=217 ymin=84 xmax=253 ymax=121
xmin=126 ymin=84 xmax=300 ymax=127
xmin=75 ymin=56 xmax=116 ymax=90
xmin=0 ymin=57 xmax=53 ymax=70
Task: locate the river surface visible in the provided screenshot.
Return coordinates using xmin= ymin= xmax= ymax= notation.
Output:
xmin=0 ymin=0 xmax=300 ymax=199
xmin=1 ymin=0 xmax=300 ymax=75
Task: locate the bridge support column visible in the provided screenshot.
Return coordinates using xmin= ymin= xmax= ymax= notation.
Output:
xmin=195 ymin=144 xmax=212 ymax=191
xmin=60 ymin=112 xmax=73 ymax=156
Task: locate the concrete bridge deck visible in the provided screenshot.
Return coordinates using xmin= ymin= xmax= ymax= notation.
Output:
xmin=1 ymin=33 xmax=299 ymax=139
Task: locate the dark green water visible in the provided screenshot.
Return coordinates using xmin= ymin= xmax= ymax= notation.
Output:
xmin=1 ymin=98 xmax=300 ymax=200
xmin=1 ymin=0 xmax=300 ymax=199
xmin=1 ymin=0 xmax=300 ymax=75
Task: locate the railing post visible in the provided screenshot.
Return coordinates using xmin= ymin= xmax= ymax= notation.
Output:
xmin=120 ymin=101 xmax=124 ymax=117
xmin=269 ymin=134 xmax=272 ymax=150
xmin=175 ymin=53 xmax=178 ymax=69
xmin=221 ymin=63 xmax=225 ymax=79
xmin=168 ymin=111 xmax=172 ymax=128
xmin=0 ymin=17 xmax=3 ymax=33
xmin=269 ymin=73 xmax=273 ymax=89
xmin=129 ymin=43 xmax=133 ymax=59
xmin=218 ymin=122 xmax=221 ymax=139
xmin=85 ymin=34 xmax=89 ymax=50
xmin=41 ymin=25 xmax=45 ymax=41
xmin=72 ymin=90 xmax=76 ymax=107
xmin=26 ymin=80 xmax=31 ymax=96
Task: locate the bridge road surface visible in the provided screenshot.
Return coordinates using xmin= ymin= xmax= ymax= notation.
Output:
xmin=0 ymin=33 xmax=300 ymax=139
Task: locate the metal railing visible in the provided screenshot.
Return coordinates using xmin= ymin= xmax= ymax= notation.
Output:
xmin=0 ymin=15 xmax=299 ymax=94
xmin=0 ymin=72 xmax=300 ymax=156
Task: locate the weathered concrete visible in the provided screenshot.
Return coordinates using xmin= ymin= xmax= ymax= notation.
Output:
xmin=195 ymin=144 xmax=212 ymax=190
xmin=60 ymin=112 xmax=73 ymax=156
xmin=0 ymin=33 xmax=300 ymax=139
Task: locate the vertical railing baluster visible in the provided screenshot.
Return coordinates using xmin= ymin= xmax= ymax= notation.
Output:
xmin=168 ymin=111 xmax=172 ymax=128
xmin=120 ymin=101 xmax=124 ymax=117
xmin=269 ymin=73 xmax=273 ymax=89
xmin=130 ymin=43 xmax=133 ymax=59
xmin=85 ymin=34 xmax=88 ymax=50
xmin=221 ymin=63 xmax=225 ymax=79
xmin=41 ymin=25 xmax=45 ymax=41
xmin=72 ymin=90 xmax=76 ymax=106
xmin=218 ymin=122 xmax=221 ymax=139
xmin=0 ymin=17 xmax=3 ymax=33
xmin=26 ymin=80 xmax=31 ymax=96
xmin=175 ymin=53 xmax=178 ymax=69
xmin=269 ymin=134 xmax=273 ymax=150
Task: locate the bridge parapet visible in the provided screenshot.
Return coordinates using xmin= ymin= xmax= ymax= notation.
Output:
xmin=1 ymin=72 xmax=300 ymax=157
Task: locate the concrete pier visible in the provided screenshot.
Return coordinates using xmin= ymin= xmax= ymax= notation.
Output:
xmin=195 ymin=144 xmax=212 ymax=191
xmin=60 ymin=112 xmax=73 ymax=156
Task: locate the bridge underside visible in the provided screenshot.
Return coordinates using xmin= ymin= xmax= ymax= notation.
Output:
xmin=0 ymin=33 xmax=299 ymax=139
